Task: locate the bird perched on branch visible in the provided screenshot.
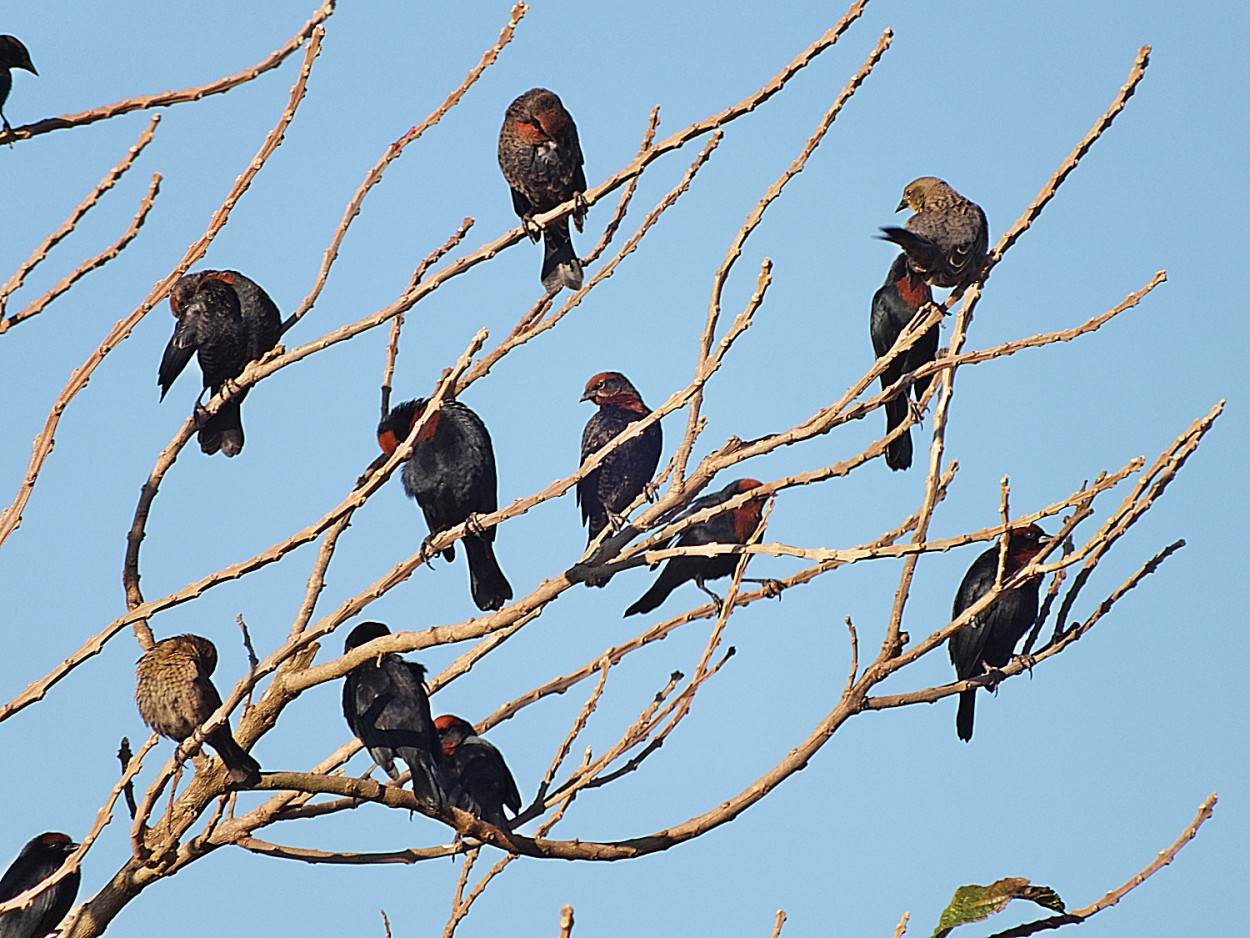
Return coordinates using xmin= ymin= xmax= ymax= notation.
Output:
xmin=578 ymin=372 xmax=663 ymax=563
xmin=0 ymin=832 xmax=79 ymax=938
xmin=0 ymin=36 xmax=36 ymax=134
xmin=135 ymin=634 xmax=261 ymax=785
xmin=879 ymin=176 xmax=988 ymax=291
xmin=870 ymin=253 xmax=938 ymax=471
xmin=625 ymin=479 xmax=768 ymax=617
xmin=158 ymin=270 xmax=282 ymax=457
xmin=377 ymin=398 xmax=513 ymax=612
xmin=435 ymin=715 xmax=522 ymax=831
xmin=341 ymin=622 xmax=447 ymax=810
xmin=949 ymin=525 xmax=1051 ymax=741
xmin=498 ymin=88 xmax=587 ymax=293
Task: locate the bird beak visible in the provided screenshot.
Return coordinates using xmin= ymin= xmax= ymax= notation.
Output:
xmin=27 ymin=64 xmax=38 ymax=76
xmin=895 ymin=197 xmax=908 ymax=212
xmin=580 ymin=389 xmax=595 ymax=403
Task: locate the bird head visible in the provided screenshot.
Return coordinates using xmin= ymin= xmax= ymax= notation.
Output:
xmin=344 ymin=620 xmax=391 ymax=652
xmin=581 ymin=371 xmax=645 ymax=411
xmin=0 ymin=35 xmax=36 ymax=74
xmin=168 ymin=272 xmax=206 ymax=318
xmin=434 ymin=714 xmax=476 ymax=755
xmin=508 ymin=88 xmax=570 ymax=146
xmin=1007 ymin=524 xmax=1051 ymax=567
xmin=25 ymin=832 xmax=78 ymax=860
xmin=167 ymin=634 xmax=219 ymax=675
xmin=376 ymin=398 xmax=438 ymax=456
xmin=896 ymin=176 xmax=953 ymax=213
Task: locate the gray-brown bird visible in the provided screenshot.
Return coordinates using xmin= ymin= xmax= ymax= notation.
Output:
xmin=879 ymin=177 xmax=988 ymax=291
xmin=135 ymin=634 xmax=261 ymax=786
xmin=498 ymin=88 xmax=587 ymax=294
xmin=0 ymin=36 xmax=36 ymax=134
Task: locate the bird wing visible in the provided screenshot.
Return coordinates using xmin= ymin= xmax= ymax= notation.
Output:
xmin=157 ymin=315 xmax=198 ymax=399
xmin=462 ymin=736 xmax=522 ymax=813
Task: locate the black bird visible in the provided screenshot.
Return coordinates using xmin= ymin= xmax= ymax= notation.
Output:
xmin=0 ymin=37 xmax=37 ymax=134
xmin=341 ymin=621 xmax=447 ymax=810
xmin=870 ymin=253 xmax=938 ymax=470
xmin=578 ymin=371 xmax=663 ymax=552
xmin=625 ymin=479 xmax=766 ymax=617
xmin=158 ymin=270 xmax=282 ymax=457
xmin=377 ymin=399 xmax=513 ymax=611
xmin=435 ymin=715 xmax=522 ymax=831
xmin=0 ymin=833 xmax=79 ymax=938
xmin=949 ymin=525 xmax=1051 ymax=741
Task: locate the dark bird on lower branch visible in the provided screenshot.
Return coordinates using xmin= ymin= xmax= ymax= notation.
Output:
xmin=341 ymin=622 xmax=447 ymax=810
xmin=879 ymin=176 xmax=988 ymax=291
xmin=435 ymin=714 xmax=522 ymax=831
xmin=870 ymin=253 xmax=938 ymax=471
xmin=949 ymin=525 xmax=1051 ymax=742
xmin=377 ymin=398 xmax=513 ymax=612
xmin=624 ymin=479 xmax=767 ymax=617
xmin=135 ymin=634 xmax=261 ymax=785
xmin=158 ymin=270 xmax=281 ymax=457
xmin=0 ymin=833 xmax=79 ymax=938
xmin=0 ymin=36 xmax=36 ymax=134
xmin=498 ymin=87 xmax=587 ymax=293
xmin=578 ymin=372 xmax=663 ymax=571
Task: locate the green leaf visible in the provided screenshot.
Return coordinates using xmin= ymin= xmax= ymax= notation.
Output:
xmin=931 ymin=877 xmax=1066 ymax=937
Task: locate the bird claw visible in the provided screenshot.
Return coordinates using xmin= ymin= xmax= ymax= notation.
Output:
xmin=748 ymin=578 xmax=785 ymax=600
xmin=572 ymin=192 xmax=588 ymax=232
xmin=520 ymin=214 xmax=542 ymax=242
xmin=1015 ymin=653 xmax=1037 ymax=677
xmin=696 ymin=581 xmax=725 ymax=613
xmin=907 ymin=399 xmax=927 ymax=425
xmin=418 ymin=536 xmax=439 ymax=567
xmin=605 ymin=508 xmax=628 ymax=534
xmin=642 ymin=480 xmax=660 ymax=503
xmin=465 ymin=513 xmax=487 ymax=538
xmin=191 ymin=401 xmax=211 ymax=429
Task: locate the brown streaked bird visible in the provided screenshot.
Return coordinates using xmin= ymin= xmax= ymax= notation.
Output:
xmin=624 ymin=479 xmax=768 ymax=617
xmin=135 ymin=634 xmax=261 ymax=785
xmin=0 ymin=36 xmax=36 ymax=134
xmin=498 ymin=88 xmax=587 ymax=293
xmin=578 ymin=371 xmax=663 ymax=567
xmin=879 ymin=176 xmax=988 ymax=291
xmin=949 ymin=525 xmax=1051 ymax=742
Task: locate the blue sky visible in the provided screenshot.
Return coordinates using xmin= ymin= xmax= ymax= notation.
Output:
xmin=1 ymin=1 xmax=1245 ymax=935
